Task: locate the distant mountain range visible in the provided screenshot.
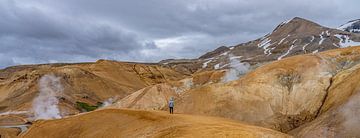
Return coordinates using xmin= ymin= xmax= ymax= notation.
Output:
xmin=161 ymin=17 xmax=360 ymax=73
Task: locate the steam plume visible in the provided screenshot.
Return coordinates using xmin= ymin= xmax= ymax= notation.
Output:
xmin=222 ymin=55 xmax=250 ymax=82
xmin=32 ymin=74 xmax=63 ymax=120
xmin=339 ymin=92 xmax=360 ymax=136
xmin=101 ymin=96 xmax=119 ymax=107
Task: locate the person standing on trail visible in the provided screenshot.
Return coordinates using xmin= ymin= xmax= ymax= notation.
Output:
xmin=169 ymin=97 xmax=174 ymax=114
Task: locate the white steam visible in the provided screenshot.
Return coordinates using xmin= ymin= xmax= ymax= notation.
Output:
xmin=172 ymin=78 xmax=193 ymax=94
xmin=32 ymin=74 xmax=63 ymax=120
xmin=222 ymin=55 xmax=250 ymax=82
xmin=101 ymin=96 xmax=119 ymax=107
xmin=339 ymin=92 xmax=360 ymax=136
xmin=182 ymin=78 xmax=193 ymax=89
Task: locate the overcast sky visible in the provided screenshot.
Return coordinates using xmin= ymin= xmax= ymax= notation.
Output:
xmin=0 ymin=0 xmax=359 ymax=68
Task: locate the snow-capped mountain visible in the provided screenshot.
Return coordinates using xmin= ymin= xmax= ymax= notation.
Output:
xmin=338 ymin=19 xmax=360 ymax=33
xmin=231 ymin=17 xmax=360 ymax=62
xmin=161 ymin=17 xmax=360 ymax=73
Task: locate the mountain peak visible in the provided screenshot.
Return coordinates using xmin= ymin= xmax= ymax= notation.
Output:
xmin=292 ymin=16 xmax=309 ymax=21
xmin=338 ymin=19 xmax=360 ymax=33
xmin=272 ymin=17 xmax=323 ymax=34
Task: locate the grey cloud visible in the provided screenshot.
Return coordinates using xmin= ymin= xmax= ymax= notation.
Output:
xmin=0 ymin=0 xmax=147 ymax=68
xmin=0 ymin=0 xmax=359 ymax=68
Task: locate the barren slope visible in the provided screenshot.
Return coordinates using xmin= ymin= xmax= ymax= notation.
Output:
xmin=22 ymin=109 xmax=291 ymax=138
xmin=113 ymin=83 xmax=179 ymax=110
xmin=111 ymin=46 xmax=360 ymax=134
xmin=0 ymin=60 xmax=187 ymax=117
xmin=120 ymin=47 xmax=360 ymax=132
xmin=172 ymin=46 xmax=360 ymax=132
xmin=112 ymin=69 xmax=227 ymax=111
xmin=289 ymin=62 xmax=360 ymax=137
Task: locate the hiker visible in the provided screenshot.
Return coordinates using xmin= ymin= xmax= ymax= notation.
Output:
xmin=169 ymin=97 xmax=174 ymax=114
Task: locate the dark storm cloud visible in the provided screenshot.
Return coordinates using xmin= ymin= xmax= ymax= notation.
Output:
xmin=0 ymin=0 xmax=147 ymax=68
xmin=0 ymin=0 xmax=359 ymax=68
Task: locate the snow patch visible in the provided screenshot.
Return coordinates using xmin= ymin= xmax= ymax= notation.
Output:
xmin=302 ymin=36 xmax=315 ymax=52
xmin=279 ymin=19 xmax=291 ymax=26
xmin=350 ymin=29 xmax=360 ymax=32
xmin=229 ymin=56 xmax=242 ymax=60
xmin=338 ymin=21 xmax=355 ymax=30
xmin=292 ymin=39 xmax=298 ymax=44
xmin=258 ymin=37 xmax=272 ymax=55
xmin=334 ymin=34 xmax=360 ymax=48
xmin=278 ymin=45 xmax=296 ymax=60
xmin=312 ymin=50 xmax=319 ymax=54
xmin=302 ymin=43 xmax=310 ymax=51
xmin=351 ymin=29 xmax=360 ymax=32
xmin=219 ymin=51 xmax=229 ymax=56
xmin=214 ymin=64 xmax=220 ymax=69
xmin=278 ymin=35 xmax=290 ymax=44
xmin=338 ymin=19 xmax=360 ymax=33
xmin=220 ymin=63 xmax=229 ymax=69
xmin=310 ymin=36 xmax=315 ymax=42
xmin=319 ymin=31 xmax=326 ymax=45
xmin=325 ymin=30 xmax=330 ymax=36
xmin=202 ymin=59 xmax=212 ymax=68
